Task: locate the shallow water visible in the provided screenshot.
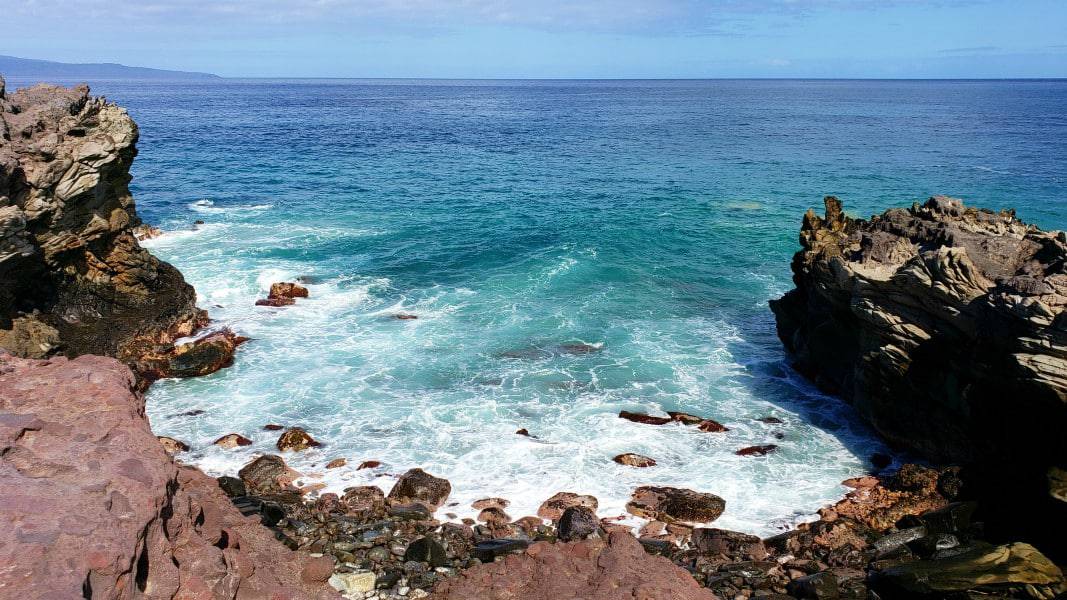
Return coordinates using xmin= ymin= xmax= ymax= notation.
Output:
xmin=12 ymin=78 xmax=1066 ymax=533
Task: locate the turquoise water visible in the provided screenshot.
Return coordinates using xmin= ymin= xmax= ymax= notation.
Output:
xmin=11 ymin=78 xmax=1066 ymax=533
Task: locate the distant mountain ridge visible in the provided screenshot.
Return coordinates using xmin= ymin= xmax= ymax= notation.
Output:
xmin=0 ymin=55 xmax=219 ymax=80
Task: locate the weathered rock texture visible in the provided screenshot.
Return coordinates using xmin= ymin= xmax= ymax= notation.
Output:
xmin=771 ymin=196 xmax=1067 ymax=555
xmin=0 ymin=77 xmax=204 ymax=366
xmin=0 ymin=352 xmax=338 ymax=599
xmin=429 ymin=531 xmax=717 ymax=600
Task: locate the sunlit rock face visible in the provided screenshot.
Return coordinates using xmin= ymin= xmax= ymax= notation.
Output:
xmin=771 ymin=195 xmax=1067 ymax=555
xmin=0 ymin=76 xmax=204 ymax=366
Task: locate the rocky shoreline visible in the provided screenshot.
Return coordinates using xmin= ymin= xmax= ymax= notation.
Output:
xmin=2 ymin=79 xmax=1065 ymax=599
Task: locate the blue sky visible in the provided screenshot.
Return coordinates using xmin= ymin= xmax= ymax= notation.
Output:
xmin=4 ymin=0 xmax=1066 ymax=78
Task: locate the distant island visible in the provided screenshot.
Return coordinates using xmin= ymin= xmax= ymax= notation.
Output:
xmin=0 ymin=54 xmax=219 ymax=80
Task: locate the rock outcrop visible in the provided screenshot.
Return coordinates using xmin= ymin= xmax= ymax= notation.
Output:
xmin=0 ymin=352 xmax=338 ymax=599
xmin=429 ymin=531 xmax=717 ymax=600
xmin=0 ymin=78 xmax=211 ymax=374
xmin=770 ymin=196 xmax=1067 ymax=556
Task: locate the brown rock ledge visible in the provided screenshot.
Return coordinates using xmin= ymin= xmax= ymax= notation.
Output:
xmin=0 ymin=352 xmax=338 ymax=599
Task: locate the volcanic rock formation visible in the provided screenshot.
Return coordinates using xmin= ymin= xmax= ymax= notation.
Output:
xmin=770 ymin=195 xmax=1067 ymax=556
xmin=0 ymin=351 xmax=338 ymax=599
xmin=0 ymin=77 xmax=207 ymax=371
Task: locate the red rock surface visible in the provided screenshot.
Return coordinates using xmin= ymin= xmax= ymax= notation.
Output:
xmin=429 ymin=531 xmax=717 ymax=600
xmin=0 ymin=352 xmax=338 ymax=599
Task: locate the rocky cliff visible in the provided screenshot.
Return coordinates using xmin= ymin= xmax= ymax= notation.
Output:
xmin=770 ymin=196 xmax=1067 ymax=555
xmin=0 ymin=351 xmax=338 ymax=599
xmin=0 ymin=75 xmax=206 ymax=367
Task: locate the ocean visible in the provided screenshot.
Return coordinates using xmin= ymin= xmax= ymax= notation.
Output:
xmin=9 ymin=77 xmax=1066 ymax=533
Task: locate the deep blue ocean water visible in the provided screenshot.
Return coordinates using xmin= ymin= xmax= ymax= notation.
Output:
xmin=9 ymin=77 xmax=1066 ymax=532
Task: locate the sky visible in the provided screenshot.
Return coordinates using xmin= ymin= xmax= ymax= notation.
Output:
xmin=3 ymin=0 xmax=1066 ymax=78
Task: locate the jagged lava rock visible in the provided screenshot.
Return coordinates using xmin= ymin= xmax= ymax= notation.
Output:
xmin=0 ymin=81 xmax=205 ymax=367
xmin=0 ymin=352 xmax=337 ymax=599
xmin=771 ymin=195 xmax=1067 ymax=555
xmin=430 ymin=531 xmax=716 ymax=600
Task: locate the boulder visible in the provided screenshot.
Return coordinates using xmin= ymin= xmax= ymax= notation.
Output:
xmin=256 ymin=297 xmax=294 ymax=307
xmin=325 ymin=458 xmax=346 ymax=469
xmin=357 ymin=460 xmax=381 ymax=470
xmin=786 ymin=572 xmax=840 ymax=599
xmin=613 ymin=452 xmax=657 ymax=467
xmin=269 ymin=282 xmax=309 ymax=299
xmin=472 ymin=497 xmax=510 ymax=510
xmin=537 ymin=491 xmax=599 ymax=520
xmin=404 ymin=536 xmax=448 ymax=568
xmin=870 ymin=542 xmax=1064 ymax=598
xmin=238 ymin=454 xmax=301 ymax=495
xmin=213 ymin=433 xmax=253 ymax=448
xmin=158 ymin=436 xmax=190 ymax=454
xmin=697 ymin=419 xmax=729 ymax=432
xmin=387 ymin=468 xmax=451 ymax=509
xmin=557 ymin=506 xmax=599 ymax=542
xmin=276 ymin=426 xmax=320 ymax=451
xmin=432 ymin=532 xmax=717 ymax=599
xmin=736 ymin=444 xmax=778 ymax=456
xmin=138 ymin=329 xmax=246 ymax=380
xmin=691 ymin=528 xmax=767 ymax=560
xmin=477 ymin=507 xmax=511 ymax=524
xmin=626 ymin=486 xmax=726 ymax=523
xmin=618 ymin=410 xmax=671 ymax=425
xmin=341 ymin=486 xmax=386 ymax=515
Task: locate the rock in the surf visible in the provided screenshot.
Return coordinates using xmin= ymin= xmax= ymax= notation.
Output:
xmin=626 ymin=486 xmax=726 ymax=524
xmin=613 ymin=453 xmax=657 ymax=467
xmin=157 ymin=436 xmax=189 ymax=454
xmin=213 ymin=433 xmax=253 ymax=448
xmin=618 ymin=410 xmax=672 ymax=425
xmin=269 ymin=282 xmax=309 ymax=299
xmin=736 ymin=444 xmax=778 ymax=456
xmin=276 ymin=426 xmax=320 ymax=452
